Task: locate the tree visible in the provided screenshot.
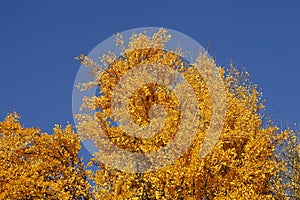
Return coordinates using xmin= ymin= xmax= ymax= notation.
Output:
xmin=75 ymin=29 xmax=282 ymax=199
xmin=1 ymin=29 xmax=298 ymax=199
xmin=0 ymin=113 xmax=92 ymax=199
xmin=271 ymin=128 xmax=300 ymax=199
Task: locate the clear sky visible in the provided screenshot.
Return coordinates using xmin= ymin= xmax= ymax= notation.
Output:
xmin=1 ymin=1 xmax=300 ymax=140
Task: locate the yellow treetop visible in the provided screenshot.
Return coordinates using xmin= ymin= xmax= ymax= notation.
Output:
xmin=0 ymin=113 xmax=92 ymax=199
xmin=76 ymin=29 xmax=280 ymax=199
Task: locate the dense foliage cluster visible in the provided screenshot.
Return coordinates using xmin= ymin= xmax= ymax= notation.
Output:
xmin=0 ymin=29 xmax=299 ymax=199
xmin=0 ymin=113 xmax=92 ymax=199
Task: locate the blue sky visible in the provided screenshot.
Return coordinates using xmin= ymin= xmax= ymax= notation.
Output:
xmin=1 ymin=1 xmax=300 ymax=141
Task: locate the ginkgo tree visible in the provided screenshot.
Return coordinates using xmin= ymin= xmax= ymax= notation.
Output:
xmin=0 ymin=113 xmax=92 ymax=199
xmin=75 ymin=29 xmax=290 ymax=199
xmin=271 ymin=128 xmax=300 ymax=199
xmin=1 ymin=29 xmax=299 ymax=199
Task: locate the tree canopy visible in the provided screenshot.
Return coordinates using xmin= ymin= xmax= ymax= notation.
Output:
xmin=0 ymin=29 xmax=299 ymax=199
xmin=0 ymin=113 xmax=92 ymax=199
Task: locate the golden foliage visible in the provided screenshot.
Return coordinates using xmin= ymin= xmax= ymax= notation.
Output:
xmin=0 ymin=113 xmax=92 ymax=199
xmin=271 ymin=128 xmax=300 ymax=199
xmin=76 ymin=29 xmax=282 ymax=199
xmin=1 ymin=29 xmax=297 ymax=199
